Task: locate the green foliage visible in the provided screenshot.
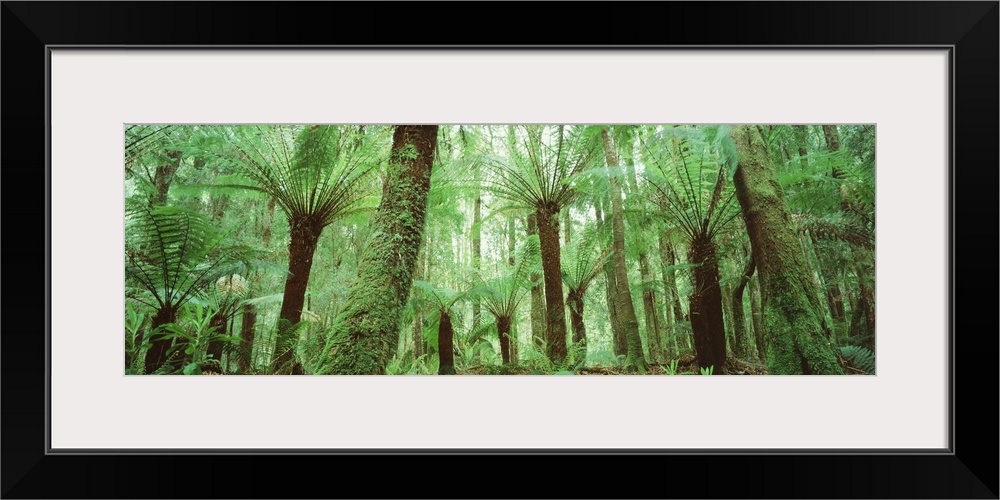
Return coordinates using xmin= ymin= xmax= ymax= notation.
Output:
xmin=125 ymin=205 xmax=251 ymax=314
xmin=840 ymin=345 xmax=875 ymax=374
xmin=699 ymin=365 xmax=715 ymax=376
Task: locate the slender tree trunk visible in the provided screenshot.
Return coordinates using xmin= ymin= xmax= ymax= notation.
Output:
xmin=732 ymin=125 xmax=841 ymax=374
xmin=824 ymin=124 xmax=874 ymax=348
xmin=317 ymin=125 xmax=438 ymax=375
xmin=567 ymin=290 xmax=586 ymax=357
xmin=144 ymin=306 xmax=177 ymax=374
xmin=238 ymin=304 xmax=257 ymax=373
xmin=506 ymin=216 xmax=518 ymax=362
xmin=595 ymin=200 xmax=624 ymax=356
xmin=438 ymin=311 xmax=455 ymax=375
xmin=207 ymin=311 xmax=227 ymax=370
xmin=536 ymin=206 xmax=569 ymax=364
xmin=638 ymin=252 xmax=662 ymax=364
xmin=412 ymin=246 xmax=425 ymax=359
xmin=273 ymin=215 xmax=323 ymax=373
xmin=497 ymin=316 xmax=512 ymax=365
xmin=603 ymin=129 xmax=645 ymax=372
xmin=687 ymin=236 xmax=728 ymax=373
xmin=731 ymin=254 xmax=755 ymax=360
xmin=526 ymin=214 xmax=546 ymax=352
xmin=471 ymin=188 xmax=482 ymax=329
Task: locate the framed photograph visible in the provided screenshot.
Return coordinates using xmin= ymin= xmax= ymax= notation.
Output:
xmin=3 ymin=2 xmax=996 ymax=498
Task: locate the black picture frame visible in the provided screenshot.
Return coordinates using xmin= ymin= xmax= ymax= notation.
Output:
xmin=2 ymin=2 xmax=996 ymax=498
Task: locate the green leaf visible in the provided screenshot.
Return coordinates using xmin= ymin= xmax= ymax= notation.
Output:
xmin=183 ymin=363 xmax=202 ymax=375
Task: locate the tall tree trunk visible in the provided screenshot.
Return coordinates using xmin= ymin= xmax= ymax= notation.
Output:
xmin=687 ymin=236 xmax=728 ymax=373
xmin=603 ymin=129 xmax=645 ymax=372
xmin=438 ymin=311 xmax=455 ymax=375
xmin=497 ymin=316 xmax=512 ymax=365
xmin=238 ymin=304 xmax=257 ymax=373
xmin=567 ymin=290 xmax=586 ymax=357
xmin=595 ymin=200 xmax=624 ymax=356
xmin=732 ymin=125 xmax=841 ymax=374
xmin=272 ymin=215 xmax=323 ymax=373
xmin=412 ymin=246 xmax=426 ymax=359
xmin=526 ymin=214 xmax=547 ymax=352
xmin=638 ymin=252 xmax=662 ymax=364
xmin=506 ymin=215 xmax=518 ymax=362
xmin=731 ymin=253 xmax=755 ymax=360
xmin=824 ymin=124 xmax=875 ymax=349
xmin=536 ymin=205 xmax=569 ymax=364
xmin=317 ymin=125 xmax=438 ymax=375
xmin=144 ymin=306 xmax=177 ymax=374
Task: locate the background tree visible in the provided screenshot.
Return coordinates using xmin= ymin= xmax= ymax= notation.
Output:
xmin=731 ymin=125 xmax=842 ymax=374
xmin=314 ymin=125 xmax=439 ymax=375
xmin=201 ymin=125 xmax=381 ymax=373
xmin=642 ymin=126 xmax=741 ymax=373
xmin=486 ymin=125 xmax=600 ymax=365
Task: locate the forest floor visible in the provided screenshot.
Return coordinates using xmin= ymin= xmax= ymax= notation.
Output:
xmin=457 ymin=354 xmax=770 ymax=375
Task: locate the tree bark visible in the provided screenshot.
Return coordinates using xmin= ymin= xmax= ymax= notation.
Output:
xmin=638 ymin=252 xmax=662 ymax=364
xmin=595 ymin=200 xmax=624 ymax=356
xmin=687 ymin=236 xmax=728 ymax=373
xmin=272 ymin=215 xmax=323 ymax=373
xmin=731 ymin=253 xmax=755 ymax=360
xmin=603 ymin=129 xmax=646 ymax=372
xmin=732 ymin=125 xmax=842 ymax=374
xmin=438 ymin=311 xmax=455 ymax=375
xmin=749 ymin=275 xmax=766 ymax=363
xmin=536 ymin=206 xmax=569 ymax=364
xmin=526 ymin=214 xmax=546 ymax=352
xmin=506 ymin=215 xmax=518 ymax=362
xmin=567 ymin=290 xmax=586 ymax=356
xmin=497 ymin=316 xmax=512 ymax=365
xmin=238 ymin=304 xmax=256 ymax=373
xmin=317 ymin=125 xmax=438 ymax=375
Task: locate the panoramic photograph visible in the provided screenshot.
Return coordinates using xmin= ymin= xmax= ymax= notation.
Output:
xmin=125 ymin=124 xmax=875 ymax=375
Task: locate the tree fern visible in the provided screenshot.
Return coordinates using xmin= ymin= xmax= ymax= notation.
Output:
xmin=840 ymin=345 xmax=875 ymax=374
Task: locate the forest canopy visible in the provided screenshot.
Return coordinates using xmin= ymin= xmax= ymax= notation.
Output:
xmin=124 ymin=124 xmax=876 ymax=376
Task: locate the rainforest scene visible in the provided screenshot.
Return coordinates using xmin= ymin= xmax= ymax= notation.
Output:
xmin=125 ymin=124 xmax=875 ymax=376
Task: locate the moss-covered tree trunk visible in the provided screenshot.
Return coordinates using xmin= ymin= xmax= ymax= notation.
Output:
xmin=749 ymin=275 xmax=766 ymax=362
xmin=536 ymin=205 xmax=569 ymax=364
xmin=603 ymin=129 xmax=646 ymax=372
xmin=731 ymin=125 xmax=842 ymax=374
xmin=316 ymin=125 xmax=438 ymax=375
xmin=731 ymin=253 xmax=755 ymax=360
xmin=526 ymin=214 xmax=546 ymax=351
xmin=638 ymin=252 xmax=662 ymax=364
xmin=566 ymin=290 xmax=586 ymax=356
xmin=273 ymin=215 xmax=322 ymax=373
xmin=687 ymin=236 xmax=728 ymax=373
xmin=595 ymin=200 xmax=625 ymax=357
xmin=238 ymin=304 xmax=256 ymax=373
